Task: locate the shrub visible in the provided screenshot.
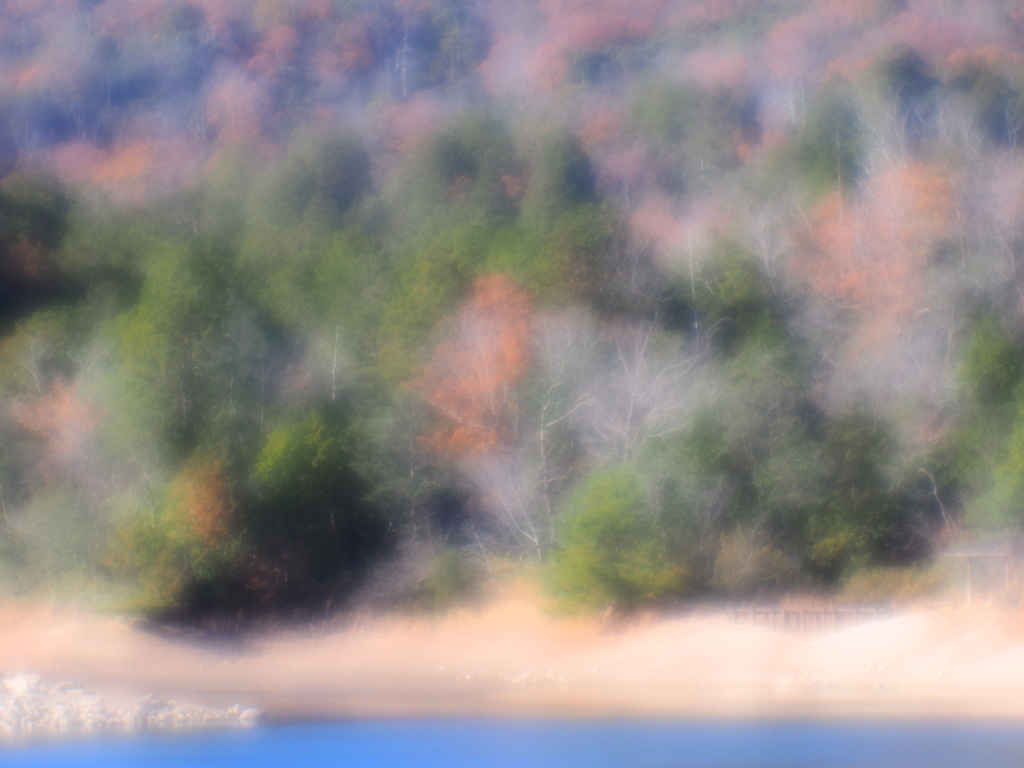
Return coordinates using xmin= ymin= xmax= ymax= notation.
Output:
xmin=841 ymin=564 xmax=947 ymax=605
xmin=713 ymin=526 xmax=799 ymax=595
xmin=416 ymin=546 xmax=482 ymax=611
xmin=108 ymin=462 xmax=246 ymax=619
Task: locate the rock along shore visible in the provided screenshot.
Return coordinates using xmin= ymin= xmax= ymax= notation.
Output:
xmin=0 ymin=673 xmax=263 ymax=741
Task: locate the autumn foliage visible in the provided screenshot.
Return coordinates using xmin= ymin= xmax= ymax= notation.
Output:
xmin=796 ymin=161 xmax=953 ymax=351
xmin=9 ymin=381 xmax=98 ymax=481
xmin=9 ymin=0 xmax=1024 ymax=618
xmin=419 ymin=275 xmax=534 ymax=457
xmin=178 ymin=459 xmax=233 ymax=547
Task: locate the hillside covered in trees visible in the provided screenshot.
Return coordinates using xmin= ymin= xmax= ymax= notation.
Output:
xmin=2 ymin=0 xmax=1024 ymax=620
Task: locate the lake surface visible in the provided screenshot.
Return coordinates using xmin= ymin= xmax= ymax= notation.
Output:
xmin=4 ymin=719 xmax=1024 ymax=767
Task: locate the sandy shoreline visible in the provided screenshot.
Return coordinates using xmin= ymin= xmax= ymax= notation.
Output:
xmin=3 ymin=593 xmax=1024 ymax=723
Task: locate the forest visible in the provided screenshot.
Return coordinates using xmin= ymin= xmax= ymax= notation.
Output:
xmin=1 ymin=0 xmax=1024 ymax=621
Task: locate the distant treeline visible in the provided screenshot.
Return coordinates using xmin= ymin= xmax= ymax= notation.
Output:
xmin=2 ymin=0 xmax=1024 ymax=619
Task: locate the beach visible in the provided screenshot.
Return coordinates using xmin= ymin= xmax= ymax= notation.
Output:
xmin=2 ymin=590 xmax=1024 ymax=724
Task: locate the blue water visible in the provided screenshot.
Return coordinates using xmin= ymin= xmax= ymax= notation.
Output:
xmin=3 ymin=719 xmax=1024 ymax=767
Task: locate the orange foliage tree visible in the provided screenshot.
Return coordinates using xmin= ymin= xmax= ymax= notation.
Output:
xmin=177 ymin=458 xmax=233 ymax=547
xmin=206 ymin=68 xmax=273 ymax=143
xmin=418 ymin=274 xmax=534 ymax=457
xmin=247 ymin=23 xmax=300 ymax=83
xmin=763 ymin=12 xmax=834 ymax=82
xmin=9 ymin=380 xmax=98 ymax=481
xmin=795 ymin=160 xmax=953 ymax=351
xmin=313 ymin=17 xmax=378 ymax=86
xmin=191 ymin=0 xmax=246 ymax=43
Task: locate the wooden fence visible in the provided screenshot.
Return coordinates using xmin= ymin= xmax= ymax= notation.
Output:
xmin=728 ymin=606 xmax=892 ymax=633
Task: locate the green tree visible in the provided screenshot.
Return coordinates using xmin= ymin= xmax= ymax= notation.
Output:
xmin=197 ymin=143 xmax=265 ymax=242
xmin=625 ymin=80 xmax=743 ymax=194
xmin=546 ymin=466 xmax=685 ymax=612
xmin=804 ymin=409 xmax=902 ymax=581
xmin=692 ymin=240 xmax=782 ymax=353
xmin=0 ymin=173 xmax=73 ymax=326
xmin=519 ymin=130 xmax=595 ymax=232
xmin=248 ymin=409 xmax=386 ymax=607
xmin=111 ymin=455 xmax=246 ymax=618
xmin=238 ymin=224 xmax=384 ymax=350
xmin=375 ymin=224 xmax=484 ymax=384
xmin=647 ymin=333 xmax=818 ymax=587
xmin=110 ymin=237 xmax=256 ymax=461
xmin=791 ymin=78 xmax=862 ymax=194
xmin=247 ymin=126 xmax=374 ymax=232
xmin=430 ymin=1 xmax=489 ymax=84
xmin=970 ymin=401 xmax=1024 ymax=530
xmin=390 ymin=110 xmax=520 ymax=239
xmin=959 ymin=317 xmax=1023 ymax=408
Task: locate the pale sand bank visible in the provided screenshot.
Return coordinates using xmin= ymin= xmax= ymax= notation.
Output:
xmin=2 ymin=594 xmax=1024 ymax=722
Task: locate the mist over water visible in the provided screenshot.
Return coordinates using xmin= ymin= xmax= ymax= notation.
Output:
xmin=7 ymin=720 xmax=1024 ymax=768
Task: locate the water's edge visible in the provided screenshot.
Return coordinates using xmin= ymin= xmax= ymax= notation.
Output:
xmin=0 ymin=673 xmax=263 ymax=742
